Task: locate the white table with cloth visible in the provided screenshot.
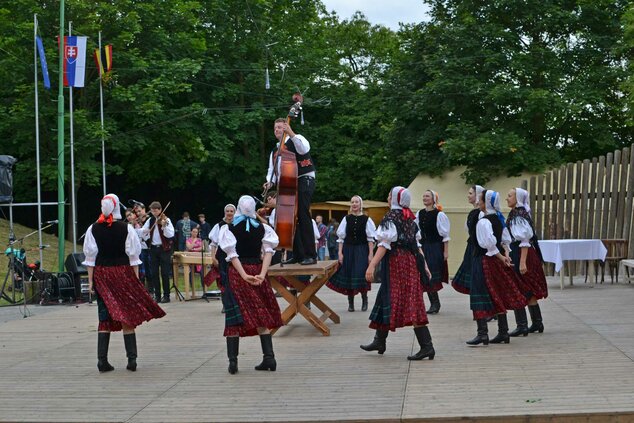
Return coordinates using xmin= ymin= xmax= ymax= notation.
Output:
xmin=538 ymin=239 xmax=608 ymax=290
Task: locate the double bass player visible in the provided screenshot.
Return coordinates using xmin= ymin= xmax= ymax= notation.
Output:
xmin=263 ymin=118 xmax=317 ymax=265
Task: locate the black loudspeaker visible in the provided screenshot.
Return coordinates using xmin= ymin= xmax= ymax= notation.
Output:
xmin=0 ymin=155 xmax=17 ymax=203
xmin=65 ymin=253 xmax=87 ymax=275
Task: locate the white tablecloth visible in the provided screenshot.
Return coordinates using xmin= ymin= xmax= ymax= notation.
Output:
xmin=538 ymin=239 xmax=608 ymax=272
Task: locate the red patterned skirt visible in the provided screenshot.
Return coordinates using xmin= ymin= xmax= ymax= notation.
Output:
xmin=370 ymin=249 xmax=428 ymax=331
xmin=224 ymin=263 xmax=284 ymax=337
xmin=517 ymin=248 xmax=549 ymax=300
xmin=94 ymin=265 xmax=166 ymax=332
xmin=477 ymin=256 xmax=527 ymax=319
xmin=204 ymin=267 xmax=221 ymax=288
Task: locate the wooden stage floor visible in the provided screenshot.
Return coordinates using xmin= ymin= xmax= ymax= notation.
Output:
xmin=0 ymin=276 xmax=633 ymax=422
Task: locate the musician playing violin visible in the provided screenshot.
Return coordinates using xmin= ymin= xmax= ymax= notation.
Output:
xmin=141 ymin=201 xmax=175 ymax=303
xmin=263 ymin=119 xmax=317 ymax=265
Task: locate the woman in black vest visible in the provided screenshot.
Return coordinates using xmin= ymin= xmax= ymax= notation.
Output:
xmin=218 ymin=196 xmax=283 ymax=374
xmin=83 ymin=194 xmax=166 ymax=373
xmin=416 ymin=190 xmax=451 ymax=314
xmin=451 ymin=185 xmax=484 ymax=294
xmin=505 ymin=188 xmax=548 ymax=336
xmin=361 ymin=187 xmax=435 ymax=361
xmin=205 ymin=204 xmax=236 ymax=310
xmin=327 ymin=195 xmax=376 ymax=312
xmin=466 ymin=190 xmax=526 ymax=346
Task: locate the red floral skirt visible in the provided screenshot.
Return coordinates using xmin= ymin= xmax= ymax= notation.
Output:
xmin=518 ymin=248 xmax=549 ymax=300
xmin=94 ymin=265 xmax=166 ymax=332
xmin=224 ymin=264 xmax=284 ymax=337
xmin=476 ymin=256 xmax=527 ymax=318
xmin=370 ymin=249 xmax=428 ymax=331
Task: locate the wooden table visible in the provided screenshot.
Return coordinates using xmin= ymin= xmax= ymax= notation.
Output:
xmin=268 ymin=260 xmax=340 ymax=336
xmin=172 ymin=251 xmax=214 ymax=300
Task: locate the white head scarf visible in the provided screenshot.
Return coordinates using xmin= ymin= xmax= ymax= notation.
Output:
xmin=224 ymin=203 xmax=236 ymax=213
xmin=390 ymin=186 xmax=415 ymax=219
xmin=474 ymin=185 xmax=485 ymax=205
xmin=515 ymin=188 xmax=531 ymax=216
xmin=236 ymin=196 xmax=256 ymax=218
xmin=350 ymin=195 xmax=364 ymax=215
xmin=101 ymin=193 xmax=122 ymax=220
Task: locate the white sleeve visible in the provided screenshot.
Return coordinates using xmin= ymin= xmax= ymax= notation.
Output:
xmin=266 ymin=151 xmax=276 ymax=184
xmin=414 ymin=211 xmax=420 ymax=227
xmin=336 ymin=216 xmax=347 ymax=243
xmin=312 ymin=219 xmax=320 ymax=243
xmin=437 ymin=212 xmax=451 ymax=242
xmin=218 ymin=225 xmax=238 ymax=261
xmin=366 ymin=218 xmax=377 ymax=242
xmin=141 ymin=218 xmax=151 ymax=240
xmin=262 ymin=224 xmax=279 ymax=254
xmin=82 ymin=225 xmax=98 ymax=267
xmin=209 ymin=223 xmax=220 ymax=246
xmin=290 ymin=134 xmax=310 ymax=155
xmin=163 ymin=218 xmax=175 ymax=238
xmin=268 ymin=209 xmax=276 ymax=227
xmin=416 ymin=228 xmax=422 ymax=248
xmin=375 ymin=221 xmax=398 ymax=250
xmin=501 ymin=228 xmax=512 ymax=247
xmin=125 ymin=225 xmax=143 ymax=265
xmin=476 ymin=219 xmax=499 ymax=257
xmin=510 ymin=217 xmax=534 ymax=248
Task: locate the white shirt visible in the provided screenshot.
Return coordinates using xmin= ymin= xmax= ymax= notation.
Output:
xmin=82 ymin=223 xmax=143 ymax=267
xmin=141 ymin=216 xmax=175 ymax=246
xmin=218 ymin=223 xmax=279 ymax=261
xmin=476 ymin=217 xmax=500 ymax=257
xmin=312 ymin=219 xmax=320 ymax=245
xmin=509 ymin=216 xmax=534 ymax=248
xmin=209 ymin=220 xmax=231 ymax=247
xmin=375 ymin=221 xmax=421 ymax=250
xmin=336 ymin=215 xmax=377 ymax=243
xmin=265 ymin=135 xmax=315 ymax=184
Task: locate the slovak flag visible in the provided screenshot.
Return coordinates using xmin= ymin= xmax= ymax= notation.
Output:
xmin=62 ymin=36 xmax=88 ymax=87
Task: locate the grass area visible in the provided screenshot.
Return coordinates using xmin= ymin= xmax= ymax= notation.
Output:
xmin=1 ymin=218 xmax=218 ymax=305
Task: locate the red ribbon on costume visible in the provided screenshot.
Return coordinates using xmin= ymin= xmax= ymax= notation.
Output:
xmin=397 ymin=188 xmax=416 ymax=220
xmin=97 ymin=194 xmax=117 ymax=226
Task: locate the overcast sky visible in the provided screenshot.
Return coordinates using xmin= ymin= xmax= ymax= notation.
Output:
xmin=321 ymin=0 xmax=430 ymax=30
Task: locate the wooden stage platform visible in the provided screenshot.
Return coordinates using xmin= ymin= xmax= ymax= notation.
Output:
xmin=0 ymin=276 xmax=633 ymax=422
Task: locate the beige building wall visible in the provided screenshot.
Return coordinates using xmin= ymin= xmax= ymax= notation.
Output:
xmin=407 ymin=168 xmax=542 ymax=277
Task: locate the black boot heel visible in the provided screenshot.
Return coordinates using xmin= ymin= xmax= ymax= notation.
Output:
xmin=254 ymin=334 xmax=277 ymax=371
xmin=97 ymin=332 xmax=115 ymax=372
xmin=407 ymin=326 xmax=435 ymax=360
xmin=360 ymin=330 xmax=388 ymax=354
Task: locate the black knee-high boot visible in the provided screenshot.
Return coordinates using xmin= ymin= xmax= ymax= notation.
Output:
xmin=528 ymin=304 xmax=544 ymax=333
xmin=123 ymin=333 xmax=137 ymax=371
xmin=490 ymin=313 xmax=510 ymax=344
xmin=97 ymin=332 xmax=114 ymax=372
xmin=360 ymin=329 xmax=388 ymax=354
xmin=407 ymin=326 xmax=435 ymax=360
xmin=254 ymin=334 xmax=276 ymax=371
xmin=509 ymin=307 xmax=529 ymax=337
xmin=361 ymin=292 xmax=368 ymax=312
xmin=466 ymin=319 xmax=489 ymax=345
xmin=227 ymin=337 xmax=239 ymax=374
xmin=426 ymin=292 xmax=441 ymax=314
xmin=347 ymin=295 xmax=355 ymax=312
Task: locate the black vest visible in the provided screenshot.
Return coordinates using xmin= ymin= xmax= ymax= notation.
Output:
xmin=272 ymin=138 xmax=315 ymax=177
xmin=228 ymin=220 xmax=265 ymax=261
xmin=466 ymin=208 xmax=481 ymax=246
xmin=91 ymin=221 xmax=130 ymax=266
xmin=344 ymin=214 xmax=369 ymax=245
xmin=417 ymin=209 xmax=443 ymax=243
xmin=474 ymin=215 xmax=504 ymax=257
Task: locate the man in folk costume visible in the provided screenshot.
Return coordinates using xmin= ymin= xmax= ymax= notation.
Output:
xmin=141 ymin=201 xmax=175 ymax=303
xmin=263 ymin=118 xmax=317 ymax=265
xmin=83 ymin=194 xmax=166 ymax=372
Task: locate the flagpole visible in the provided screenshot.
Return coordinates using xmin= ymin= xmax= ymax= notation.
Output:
xmin=98 ymin=31 xmax=106 ymax=196
xmin=57 ymin=0 xmax=66 ymax=272
xmin=68 ymin=21 xmax=77 ymax=254
xmin=34 ymin=14 xmax=44 ymax=265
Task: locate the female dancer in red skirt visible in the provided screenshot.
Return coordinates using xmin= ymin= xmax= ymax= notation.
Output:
xmin=506 ymin=188 xmax=547 ymax=336
xmin=218 ymin=195 xmax=283 ymax=374
xmin=83 ymin=194 xmax=166 ymax=372
xmin=416 ymin=190 xmax=450 ymax=314
xmin=466 ymin=190 xmax=527 ymax=346
xmin=361 ymin=187 xmax=435 ymax=361
xmin=327 ymin=195 xmax=376 ymax=312
xmin=451 ymin=185 xmax=484 ymax=294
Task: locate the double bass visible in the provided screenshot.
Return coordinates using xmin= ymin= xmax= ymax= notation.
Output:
xmin=271 ymin=94 xmax=303 ymax=258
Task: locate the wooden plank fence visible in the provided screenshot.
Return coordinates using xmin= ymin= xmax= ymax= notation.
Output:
xmin=524 ymin=144 xmax=634 ymax=273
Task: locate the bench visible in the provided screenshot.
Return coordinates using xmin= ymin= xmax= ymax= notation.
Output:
xmin=621 ymin=259 xmax=634 ymax=284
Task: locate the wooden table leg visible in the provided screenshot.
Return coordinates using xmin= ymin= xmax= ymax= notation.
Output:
xmin=560 ymin=262 xmax=564 ymax=291
xmin=183 ymin=265 xmax=191 ymax=299
xmin=287 ymin=275 xmax=334 ymax=336
xmin=269 ymin=277 xmax=299 ymax=335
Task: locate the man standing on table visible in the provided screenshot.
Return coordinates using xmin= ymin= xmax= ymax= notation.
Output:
xmin=263 ymin=118 xmax=317 ymax=265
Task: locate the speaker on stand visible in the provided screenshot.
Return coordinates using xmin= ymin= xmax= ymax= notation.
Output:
xmin=65 ymin=253 xmax=88 ymax=302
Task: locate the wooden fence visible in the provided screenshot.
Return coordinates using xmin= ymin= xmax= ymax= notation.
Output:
xmin=523 ymin=144 xmax=634 ymax=264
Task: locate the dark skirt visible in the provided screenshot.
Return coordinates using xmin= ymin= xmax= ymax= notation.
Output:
xmin=327 ymin=243 xmax=371 ymax=295
xmin=451 ymin=243 xmax=474 ymax=295
xmin=369 ymin=249 xmax=428 ymax=331
xmin=224 ymin=263 xmax=283 ymax=337
xmin=469 ymin=255 xmax=527 ymax=320
xmin=421 ymin=241 xmax=445 ymax=293
xmin=94 ymin=265 xmax=166 ymax=332
xmin=510 ymin=244 xmax=549 ymax=300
